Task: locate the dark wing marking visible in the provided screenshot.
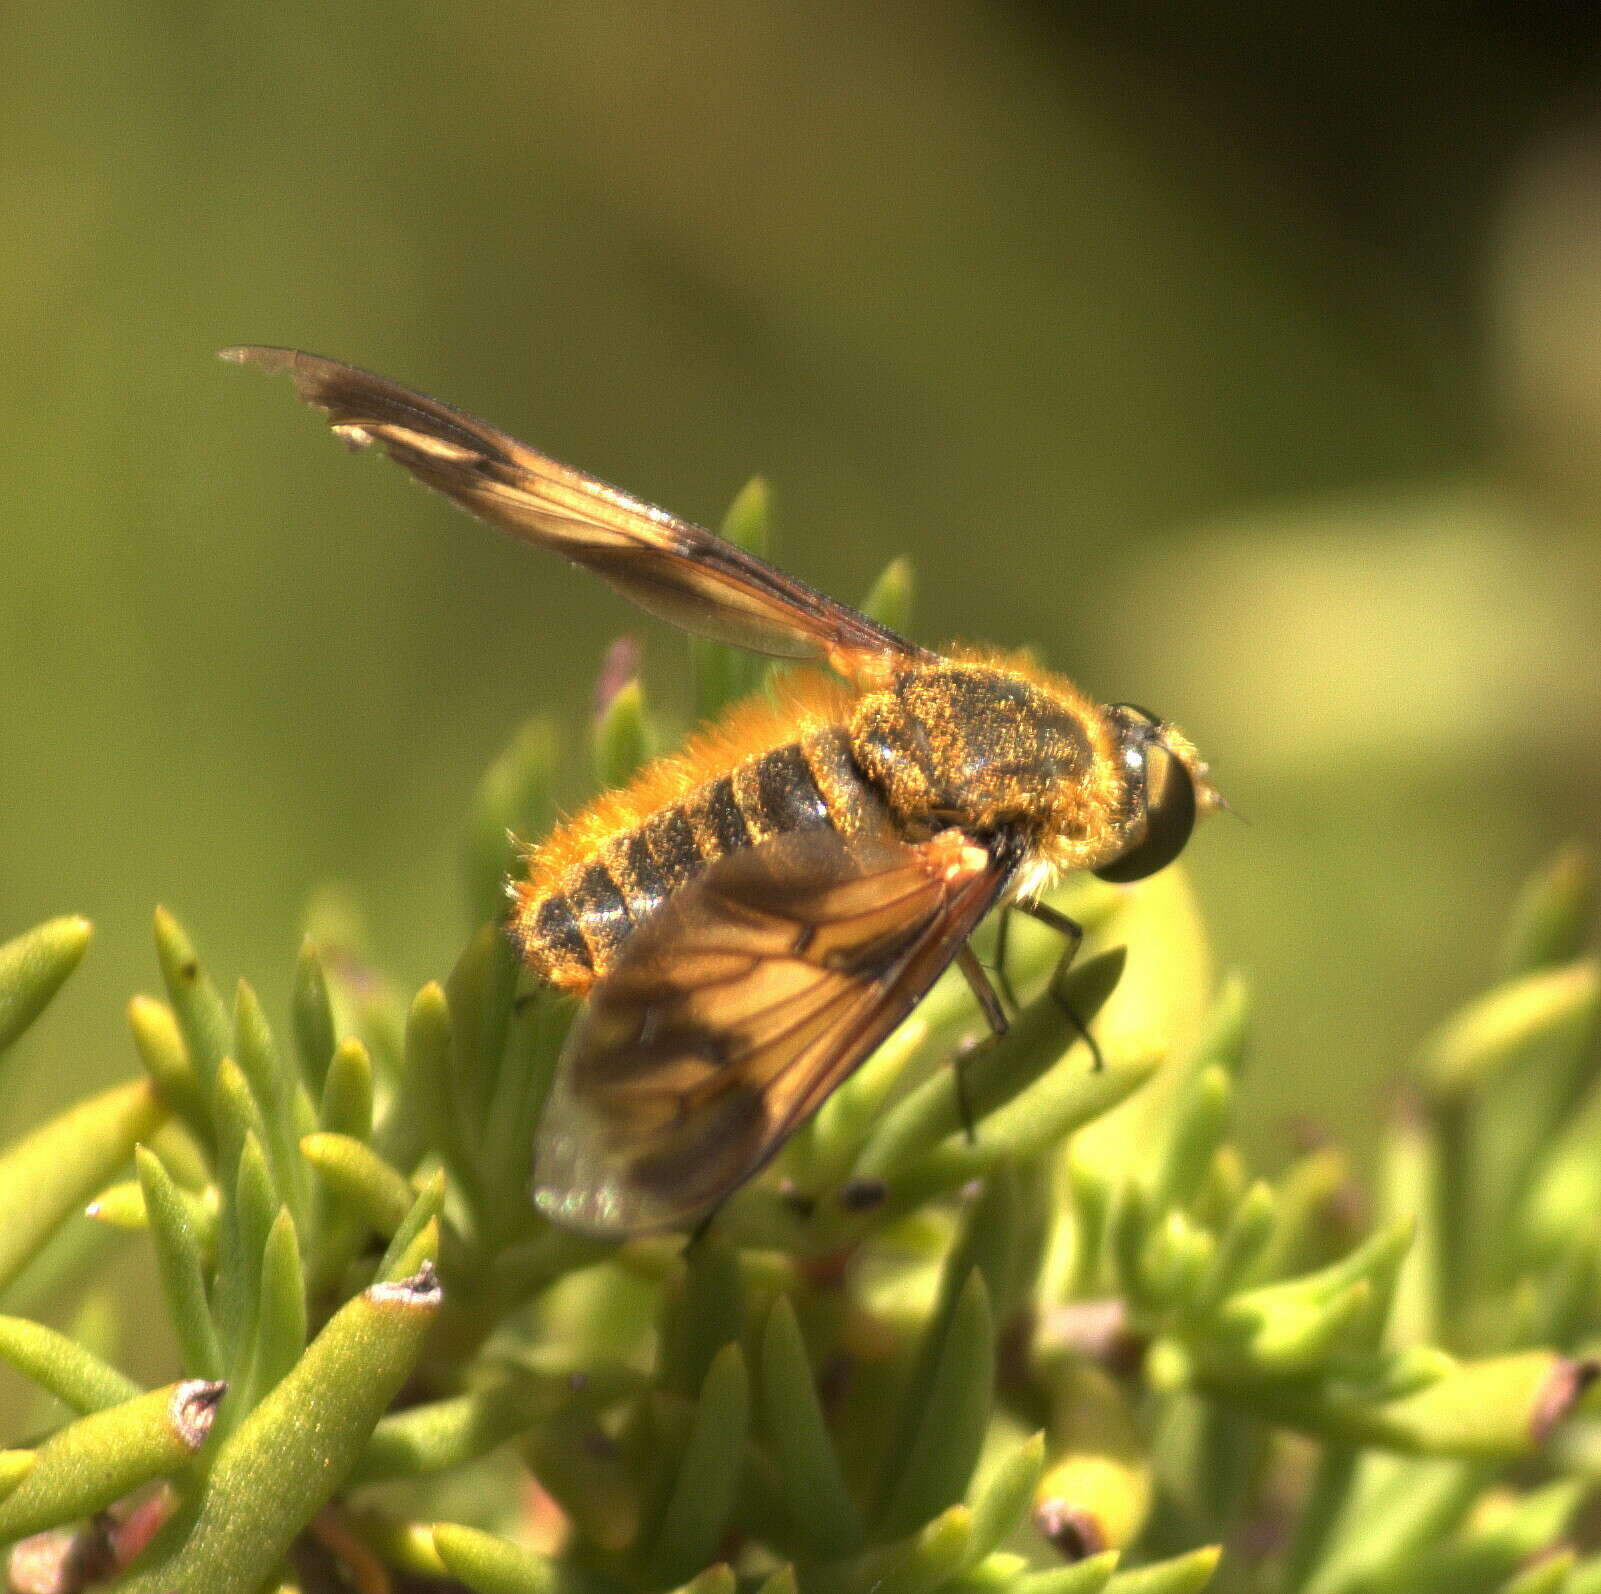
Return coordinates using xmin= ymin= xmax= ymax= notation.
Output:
xmin=222 ymin=346 xmax=928 ymax=673
xmin=530 ymin=827 xmax=1010 ymax=1235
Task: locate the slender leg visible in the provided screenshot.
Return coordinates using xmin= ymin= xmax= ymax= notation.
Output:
xmin=1015 ymin=901 xmax=1104 ymax=1071
xmin=686 ymin=1203 xmax=721 ymax=1251
xmin=958 ymin=944 xmax=1010 ymax=1038
xmin=955 ymin=945 xmax=1009 ymax=1142
xmin=1017 ymin=898 xmax=1083 ymax=951
xmin=993 ymin=908 xmax=1023 ymax=1015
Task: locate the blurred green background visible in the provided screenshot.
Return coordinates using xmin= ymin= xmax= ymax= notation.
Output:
xmin=3 ymin=2 xmax=1599 ymax=1164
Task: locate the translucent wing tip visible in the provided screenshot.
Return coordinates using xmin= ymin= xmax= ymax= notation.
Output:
xmin=218 ymin=344 xmax=295 ymax=371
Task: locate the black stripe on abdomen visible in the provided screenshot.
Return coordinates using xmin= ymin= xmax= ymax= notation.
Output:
xmin=568 ymin=863 xmax=634 ymax=969
xmin=751 ymin=743 xmax=831 ymax=834
xmin=525 ymin=890 xmax=592 ymax=978
xmin=641 ymin=807 xmax=705 ymax=893
xmin=694 ymin=776 xmax=752 ymax=855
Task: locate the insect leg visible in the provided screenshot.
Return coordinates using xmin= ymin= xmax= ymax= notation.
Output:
xmin=685 ymin=1204 xmax=723 ymax=1251
xmin=992 ymin=909 xmax=1024 ymax=1015
xmin=955 ymin=946 xmax=1009 ymax=1142
xmin=1017 ymin=899 xmax=1082 ymax=949
xmin=1015 ymin=901 xmax=1105 ymax=1072
xmin=957 ymin=944 xmax=1010 ymax=1039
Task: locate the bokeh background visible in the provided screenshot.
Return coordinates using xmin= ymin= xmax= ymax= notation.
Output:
xmin=4 ymin=3 xmax=1600 ymax=1166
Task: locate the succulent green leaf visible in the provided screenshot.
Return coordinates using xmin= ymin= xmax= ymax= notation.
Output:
xmin=216 ymin=1133 xmax=278 ymax=1375
xmin=693 ymin=477 xmax=770 ymax=715
xmin=0 ymin=915 xmax=91 ymax=1058
xmin=877 ymin=1270 xmax=995 ymax=1539
xmin=797 ymin=1019 xmax=932 ymax=1190
xmin=1202 ymin=1279 xmax=1375 ymax=1381
xmin=112 ymin=1266 xmax=441 ymax=1593
xmin=241 ymin=1207 xmax=306 ymax=1406
xmin=300 ymin=1131 xmax=416 ymax=1234
xmin=670 ymin=1565 xmax=736 ymax=1594
xmin=153 ymin=906 xmax=232 ymax=1093
xmin=291 ymin=936 xmax=338 ymax=1094
xmin=1150 ymin=1066 xmax=1232 ymax=1214
xmin=1033 ymin=1362 xmax=1152 ymax=1558
xmin=479 ymin=989 xmax=567 ymax=1231
xmin=649 ymin=1341 xmax=751 ymax=1584
xmin=660 ymin=1234 xmax=746 ymax=1400
xmin=1217 ymin=1220 xmax=1414 ymax=1358
xmin=1246 ymin=1145 xmax=1353 ymax=1285
xmin=754 ymin=1566 xmax=798 ymax=1594
xmin=84 ymin=1179 xmax=148 ymax=1230
xmin=468 ymin=716 xmax=557 ymax=929
xmin=1142 ymin=1209 xmax=1216 ymax=1312
xmin=127 ymin=993 xmax=207 ymax=1140
xmin=0 ymin=1379 xmax=225 ymax=1541
xmin=232 ymin=980 xmax=312 ymax=1227
xmin=1110 ymin=1182 xmax=1155 ymax=1308
xmin=0 ymin=1078 xmax=164 ymax=1293
xmin=812 ymin=1505 xmax=974 ymax=1594
xmin=854 ymin=950 xmax=1132 ymax=1183
xmin=944 ymin=1161 xmax=1033 ymax=1332
xmin=1191 ymin=1181 xmax=1275 ymax=1311
xmin=444 ymin=924 xmax=521 ymax=1214
xmin=1328 ymin=1475 xmax=1582 ymax=1594
xmin=383 ymin=1213 xmax=443 ymax=1288
xmin=1363 ymin=1345 xmax=1459 ymax=1401
xmin=1006 ymin=1551 xmax=1120 ymax=1594
xmin=1419 ymin=962 xmax=1599 ymax=1103
xmin=136 ymin=1145 xmax=224 ymax=1380
xmin=1562 ymin=1554 xmax=1601 ymax=1594
xmin=721 ymin=474 xmax=770 ymax=552
xmin=1065 ymin=1157 xmax=1111 ymax=1296
xmin=878 ymin=1506 xmax=978 ymax=1594
xmin=859 ymin=556 xmax=915 ymax=637
xmin=398 ymin=977 xmax=458 ymax=1171
xmin=1102 ymin=1548 xmax=1221 ymax=1594
xmin=487 ymin=1225 xmax=608 ymax=1303
xmin=1177 ymin=974 xmax=1251 ymax=1082
xmin=758 ymin=1295 xmax=864 ymax=1556
xmin=1295 ymin=1455 xmax=1488 ymax=1594
xmin=1499 ymin=844 xmax=1595 ymax=980
xmin=1521 ymin=1084 xmax=1601 ymax=1259
xmin=0 ymin=1449 xmax=35 ymax=1500
xmin=1498 ymin=1550 xmax=1577 ymax=1594
xmin=966 ymin=1431 xmax=1045 ymax=1566
xmin=1267 ymin=1351 xmax=1598 ymax=1457
xmin=352 ymin=1373 xmax=558 ymax=1485
xmin=593 ymin=677 xmax=654 ymax=791
xmin=212 ymin=1056 xmax=271 ymax=1202
xmin=0 ymin=1314 xmax=140 ymax=1413
xmin=432 ymin=1521 xmax=569 ymax=1594
xmin=376 ymin=1168 xmax=447 ymax=1282
xmin=318 ymin=1036 xmax=374 ymax=1141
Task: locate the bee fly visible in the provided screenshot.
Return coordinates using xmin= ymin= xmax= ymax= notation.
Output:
xmin=225 ymin=347 xmax=1220 ymax=1236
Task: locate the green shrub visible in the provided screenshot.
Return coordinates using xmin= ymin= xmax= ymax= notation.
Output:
xmin=1 ymin=508 xmax=1597 ymax=1593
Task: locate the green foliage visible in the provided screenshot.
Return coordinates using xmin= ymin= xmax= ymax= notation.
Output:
xmin=1 ymin=505 xmax=1600 ymax=1592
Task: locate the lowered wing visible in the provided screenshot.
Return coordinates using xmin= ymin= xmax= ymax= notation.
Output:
xmin=531 ymin=826 xmax=1010 ymax=1235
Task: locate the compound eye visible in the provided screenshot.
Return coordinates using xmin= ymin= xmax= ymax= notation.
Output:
xmin=1094 ymin=744 xmax=1197 ymax=883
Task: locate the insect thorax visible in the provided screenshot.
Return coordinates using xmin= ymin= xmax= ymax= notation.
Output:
xmin=848 ymin=658 xmax=1118 ymax=847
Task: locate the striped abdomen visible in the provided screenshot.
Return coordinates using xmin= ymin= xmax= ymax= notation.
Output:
xmin=513 ymin=725 xmax=888 ymax=990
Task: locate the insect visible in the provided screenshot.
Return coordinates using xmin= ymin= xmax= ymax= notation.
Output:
xmin=225 ymin=346 xmax=1219 ymax=1237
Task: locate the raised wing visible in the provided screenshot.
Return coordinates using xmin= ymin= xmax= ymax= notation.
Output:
xmin=530 ymin=826 xmax=1011 ymax=1236
xmin=222 ymin=346 xmax=928 ymax=675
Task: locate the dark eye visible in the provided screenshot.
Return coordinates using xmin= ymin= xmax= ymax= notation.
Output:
xmin=1094 ymin=745 xmax=1197 ymax=883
